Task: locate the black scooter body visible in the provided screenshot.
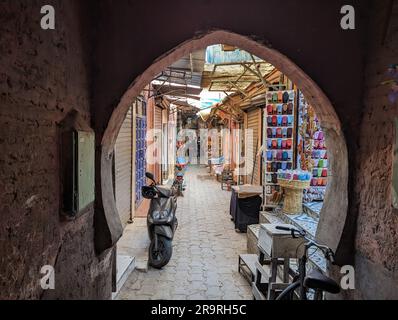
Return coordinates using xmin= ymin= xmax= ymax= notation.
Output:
xmin=142 ymin=173 xmax=178 ymax=269
xmin=147 ymin=194 xmax=178 ymax=241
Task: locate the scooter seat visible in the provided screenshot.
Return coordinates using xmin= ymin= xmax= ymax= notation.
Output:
xmin=304 ymin=269 xmax=340 ymax=294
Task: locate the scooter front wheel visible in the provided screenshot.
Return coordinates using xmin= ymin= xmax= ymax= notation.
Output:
xmin=149 ymin=236 xmax=172 ymax=269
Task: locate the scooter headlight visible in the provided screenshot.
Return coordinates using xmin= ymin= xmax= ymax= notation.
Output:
xmin=152 ymin=210 xmax=168 ymax=221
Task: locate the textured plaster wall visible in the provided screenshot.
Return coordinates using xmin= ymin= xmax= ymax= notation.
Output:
xmin=0 ymin=0 xmax=112 ymax=299
xmin=354 ymin=0 xmax=398 ymax=299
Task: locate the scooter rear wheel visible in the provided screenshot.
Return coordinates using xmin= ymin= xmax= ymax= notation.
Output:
xmin=149 ymin=236 xmax=172 ymax=269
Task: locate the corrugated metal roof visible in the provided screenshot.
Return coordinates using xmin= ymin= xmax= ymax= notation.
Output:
xmin=205 ymin=45 xmax=262 ymax=64
xmin=154 ymin=50 xmax=206 ymax=88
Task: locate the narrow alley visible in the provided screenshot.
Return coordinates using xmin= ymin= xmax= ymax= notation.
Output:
xmin=2 ymin=1 xmax=398 ymax=303
xmin=116 ymin=166 xmax=252 ymax=300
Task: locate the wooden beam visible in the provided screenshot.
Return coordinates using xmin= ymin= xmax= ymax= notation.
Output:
xmin=228 ymin=81 xmax=248 ymax=97
xmin=249 ymin=54 xmax=271 ymax=90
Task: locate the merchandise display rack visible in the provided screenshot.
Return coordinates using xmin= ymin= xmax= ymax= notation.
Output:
xmin=263 ymin=90 xmax=296 ymax=203
xmin=297 ymin=91 xmax=328 ymax=202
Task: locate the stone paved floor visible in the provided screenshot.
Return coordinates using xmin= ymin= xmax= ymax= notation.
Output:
xmin=116 ymin=165 xmax=252 ymax=300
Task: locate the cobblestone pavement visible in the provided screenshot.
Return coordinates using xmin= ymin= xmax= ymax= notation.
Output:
xmin=117 ymin=165 xmax=252 ymax=300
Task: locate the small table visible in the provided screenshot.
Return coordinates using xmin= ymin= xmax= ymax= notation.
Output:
xmin=238 ymin=254 xmax=258 ymax=284
xmin=253 ymin=223 xmax=303 ymax=300
xmin=230 ymin=185 xmax=263 ymax=232
xmin=232 ymin=185 xmax=263 ymax=198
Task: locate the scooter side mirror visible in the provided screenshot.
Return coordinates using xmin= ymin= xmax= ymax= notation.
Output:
xmin=145 ymin=172 xmax=156 ymax=184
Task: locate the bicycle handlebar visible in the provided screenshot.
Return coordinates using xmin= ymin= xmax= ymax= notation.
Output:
xmin=275 ymin=225 xmax=335 ymax=263
xmin=275 ymin=226 xmax=292 ymax=232
xmin=276 ymin=225 xmax=306 ymax=239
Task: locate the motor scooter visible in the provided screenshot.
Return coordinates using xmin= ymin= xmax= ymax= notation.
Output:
xmin=173 ymin=156 xmax=187 ymax=196
xmin=142 ymin=172 xmax=178 ymax=269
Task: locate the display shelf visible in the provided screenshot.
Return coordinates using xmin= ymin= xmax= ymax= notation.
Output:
xmin=266 ymin=125 xmax=295 ymax=128
xmin=263 ymin=90 xmax=296 ymax=198
xmin=296 ymin=91 xmax=328 ymax=202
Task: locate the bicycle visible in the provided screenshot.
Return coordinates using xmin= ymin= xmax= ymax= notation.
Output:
xmin=274 ymin=225 xmax=341 ymax=300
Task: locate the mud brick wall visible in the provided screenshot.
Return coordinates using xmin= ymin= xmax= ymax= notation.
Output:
xmin=353 ymin=1 xmax=398 ymax=299
xmin=0 ymin=0 xmax=112 ymax=299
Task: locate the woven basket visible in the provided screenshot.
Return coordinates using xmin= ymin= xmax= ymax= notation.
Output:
xmin=278 ymin=178 xmax=310 ymax=214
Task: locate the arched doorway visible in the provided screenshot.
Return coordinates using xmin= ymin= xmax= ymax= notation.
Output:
xmin=101 ymin=30 xmax=348 ymax=256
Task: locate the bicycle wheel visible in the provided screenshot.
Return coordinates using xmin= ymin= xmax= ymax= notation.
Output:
xmin=275 ymin=281 xmax=300 ymax=300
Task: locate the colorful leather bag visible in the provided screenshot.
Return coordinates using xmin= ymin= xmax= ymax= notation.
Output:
xmin=283 ymin=91 xmax=289 ymax=103
xmin=287 ymin=103 xmax=293 ymax=114
xmin=267 ymin=151 xmax=273 ymax=161
xmin=282 ymin=116 xmax=287 ymax=126
xmin=277 ymin=91 xmax=283 ymax=102
xmin=282 ymin=104 xmax=288 ymax=114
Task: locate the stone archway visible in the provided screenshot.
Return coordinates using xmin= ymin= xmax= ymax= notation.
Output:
xmin=101 ymin=30 xmax=348 ymax=255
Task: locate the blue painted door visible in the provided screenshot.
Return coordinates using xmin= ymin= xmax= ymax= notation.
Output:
xmin=135 ymin=116 xmax=147 ymax=207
